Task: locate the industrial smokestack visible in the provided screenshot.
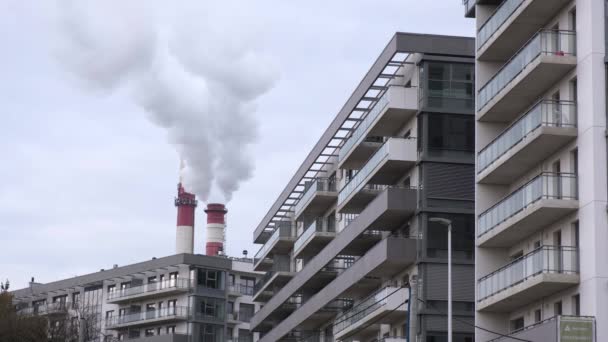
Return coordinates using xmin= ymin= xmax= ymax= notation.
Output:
xmin=175 ymin=183 xmax=197 ymax=254
xmin=204 ymin=203 xmax=226 ymax=256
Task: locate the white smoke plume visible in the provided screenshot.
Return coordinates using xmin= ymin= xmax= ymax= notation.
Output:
xmin=53 ymin=0 xmax=278 ymax=202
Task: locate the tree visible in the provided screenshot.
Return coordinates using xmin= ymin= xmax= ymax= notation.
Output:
xmin=0 ymin=280 xmax=48 ymax=342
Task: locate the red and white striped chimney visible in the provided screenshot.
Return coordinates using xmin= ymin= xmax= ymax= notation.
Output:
xmin=175 ymin=183 xmax=197 ymax=254
xmin=204 ymin=203 xmax=226 ymax=256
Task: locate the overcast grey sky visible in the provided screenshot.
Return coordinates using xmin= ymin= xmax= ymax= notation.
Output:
xmin=0 ymin=1 xmax=473 ymax=290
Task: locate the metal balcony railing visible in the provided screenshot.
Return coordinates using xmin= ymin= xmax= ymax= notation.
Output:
xmin=487 ymin=315 xmax=595 ymax=342
xmin=294 ymin=218 xmax=336 ymax=253
xmin=295 ymin=178 xmax=337 ymax=215
xmin=254 ymin=225 xmax=292 ymax=262
xmin=478 ymin=246 xmax=579 ymax=301
xmin=106 ymin=306 xmax=189 ymax=328
xmin=477 ymin=0 xmax=526 ymax=50
xmin=478 ymin=30 xmax=576 ymax=112
xmin=253 ymin=262 xmax=291 ymax=295
xmin=107 ymin=279 xmax=192 ymax=301
xmin=333 ymin=286 xmax=405 ymax=334
xmin=478 ymin=100 xmax=577 ymax=173
xmin=338 ymin=138 xmax=417 ymax=205
xmin=478 ymin=172 xmax=577 ymax=237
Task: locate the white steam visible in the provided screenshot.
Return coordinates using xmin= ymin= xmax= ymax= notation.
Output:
xmin=54 ymin=0 xmax=277 ymax=202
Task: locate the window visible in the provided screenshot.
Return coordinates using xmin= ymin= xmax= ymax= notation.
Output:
xmin=228 ymin=274 xmax=235 ymax=286
xmin=148 ymin=276 xmax=157 ymax=283
xmin=240 ymin=276 xmax=255 ymax=295
xmin=157 ymin=327 xmax=162 ymax=335
xmin=227 ymin=327 xmax=234 ymax=339
xmin=196 ymin=297 xmax=225 ymax=320
xmin=227 ymin=301 xmax=234 ymax=314
xmin=573 ymin=294 xmax=581 ymax=315
xmin=107 ymin=285 xmax=116 ymax=294
xmin=426 ymin=214 xmax=474 ymax=260
xmin=200 ymin=324 xmax=223 ymax=342
xmin=239 ymin=304 xmax=254 ymax=322
xmin=146 ymin=303 xmax=156 ymax=319
xmin=555 ymin=301 xmax=563 ymax=315
xmin=119 ymin=308 xmax=126 ymax=317
xmin=534 ymin=240 xmax=541 ymax=249
xmin=423 ymin=62 xmax=474 ymax=111
xmin=510 ymin=317 xmax=524 ymax=332
xmin=198 ymin=269 xmax=223 ymax=289
xmin=106 ymin=310 xmax=114 ymax=320
xmin=72 ymin=292 xmax=80 ymax=306
xmin=167 ymin=326 xmax=176 ymax=334
xmin=534 ymin=309 xmax=542 ymax=322
xmin=117 ymin=333 xmax=124 ymax=341
xmin=145 ymin=329 xmax=155 ymax=337
xmin=427 ymin=114 xmax=474 ymax=154
xmin=120 ymin=282 xmax=131 ymax=290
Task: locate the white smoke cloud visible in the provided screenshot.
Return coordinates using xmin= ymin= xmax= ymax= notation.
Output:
xmin=53 ymin=0 xmax=278 ymax=202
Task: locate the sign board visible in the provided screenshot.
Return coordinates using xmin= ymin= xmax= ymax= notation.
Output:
xmin=559 ymin=317 xmax=594 ymax=342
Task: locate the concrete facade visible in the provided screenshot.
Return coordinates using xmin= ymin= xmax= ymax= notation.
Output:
xmin=251 ymin=33 xmax=476 ymax=342
xmin=11 ymin=254 xmax=262 ymax=342
xmin=464 ymin=0 xmax=604 ymax=341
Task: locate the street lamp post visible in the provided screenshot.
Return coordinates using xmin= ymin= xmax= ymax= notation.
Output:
xmin=429 ymin=217 xmax=453 ymax=342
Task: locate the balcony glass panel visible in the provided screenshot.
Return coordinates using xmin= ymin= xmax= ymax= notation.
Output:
xmin=478 ymin=173 xmax=577 ymax=237
xmin=254 ymin=225 xmax=292 ymax=262
xmin=107 ymin=279 xmax=191 ymax=300
xmin=477 ymin=0 xmax=526 ymax=50
xmin=478 ymin=246 xmax=579 ymax=301
xmin=478 ymin=100 xmax=577 ymax=173
xmin=106 ymin=306 xmax=189 ymax=327
xmin=333 ymin=287 xmax=404 ymax=334
xmin=339 ymin=88 xmax=395 ymax=162
xmin=294 ymin=218 xmax=335 ymax=253
xmin=338 ymin=138 xmax=415 ymax=206
xmin=478 ymin=30 xmax=576 ymax=112
xmin=295 ymin=178 xmax=337 ymax=215
xmin=463 ymin=0 xmax=475 ymax=14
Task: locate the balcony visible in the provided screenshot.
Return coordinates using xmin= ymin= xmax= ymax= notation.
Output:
xmin=333 ymin=286 xmax=409 ymax=340
xmin=106 ymin=306 xmax=189 ymax=329
xmin=478 ymin=30 xmax=577 ymax=122
xmin=478 ymin=246 xmax=579 ymax=312
xmin=293 ymin=219 xmax=336 ymax=259
xmin=478 ymin=100 xmax=577 ymax=184
xmin=21 ymin=302 xmax=73 ymax=316
xmin=477 ymin=0 xmax=574 ymax=61
xmin=339 ymin=86 xmax=418 ymax=169
xmin=337 ymin=138 xmax=417 ymax=213
xmin=294 ymin=178 xmax=338 ymax=221
xmin=253 ymin=268 xmax=295 ymax=302
xmin=228 ymin=284 xmax=255 ymax=297
xmin=478 ymin=173 xmax=578 ymax=247
xmin=254 ymin=224 xmax=295 ymax=271
xmin=107 ymin=279 xmax=192 ymax=304
xmin=487 ymin=315 xmax=595 ymax=342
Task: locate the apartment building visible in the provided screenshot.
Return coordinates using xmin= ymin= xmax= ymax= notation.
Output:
xmin=11 ymin=254 xmax=262 ymax=342
xmin=463 ymin=0 xmax=604 ymax=341
xmin=250 ymin=33 xmax=476 ymax=342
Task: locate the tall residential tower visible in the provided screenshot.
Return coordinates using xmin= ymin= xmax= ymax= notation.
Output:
xmin=250 ymin=33 xmax=476 ymax=342
xmin=462 ymin=0 xmax=603 ymax=341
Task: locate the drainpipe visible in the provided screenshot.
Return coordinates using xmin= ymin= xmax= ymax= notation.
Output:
xmin=408 ymin=275 xmax=418 ymax=342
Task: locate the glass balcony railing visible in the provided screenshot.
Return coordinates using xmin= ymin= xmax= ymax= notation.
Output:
xmin=338 ymin=138 xmax=415 ymax=206
xmin=254 ymin=225 xmax=292 ymax=263
xmin=295 ymin=178 xmax=337 ymax=215
xmin=478 ymin=246 xmax=579 ymax=301
xmin=339 ymin=87 xmax=410 ymax=162
xmin=333 ymin=286 xmax=405 ymax=334
xmin=478 ymin=172 xmax=577 ymax=237
xmin=227 ymin=284 xmax=254 ymax=296
xmin=478 ymin=30 xmax=576 ymax=112
xmin=478 ymin=100 xmax=577 ymax=173
xmin=106 ymin=306 xmax=189 ymax=328
xmin=477 ymin=0 xmax=526 ymax=50
xmin=294 ymin=219 xmax=336 ymax=253
xmin=107 ymin=279 xmax=192 ymax=301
